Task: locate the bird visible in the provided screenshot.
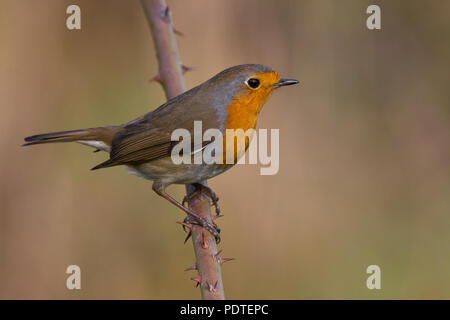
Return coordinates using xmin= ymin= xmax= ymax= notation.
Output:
xmin=23 ymin=64 xmax=299 ymax=242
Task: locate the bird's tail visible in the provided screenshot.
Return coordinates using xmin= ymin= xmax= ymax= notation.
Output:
xmin=23 ymin=126 xmax=121 ymax=151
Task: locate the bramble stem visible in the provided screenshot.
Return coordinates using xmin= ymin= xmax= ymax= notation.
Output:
xmin=140 ymin=0 xmax=225 ymax=300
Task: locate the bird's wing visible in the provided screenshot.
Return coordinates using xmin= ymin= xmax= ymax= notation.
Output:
xmin=91 ymin=125 xmax=174 ymax=170
xmin=91 ymin=84 xmax=226 ymax=170
xmin=91 ymin=124 xmax=212 ymax=170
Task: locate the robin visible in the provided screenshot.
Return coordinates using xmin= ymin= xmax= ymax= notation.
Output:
xmin=23 ymin=64 xmax=298 ymax=242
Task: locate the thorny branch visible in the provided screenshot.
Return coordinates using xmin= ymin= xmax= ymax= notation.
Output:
xmin=140 ymin=0 xmax=231 ymax=300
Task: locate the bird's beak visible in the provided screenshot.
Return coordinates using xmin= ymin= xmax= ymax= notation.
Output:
xmin=273 ymin=78 xmax=299 ymax=88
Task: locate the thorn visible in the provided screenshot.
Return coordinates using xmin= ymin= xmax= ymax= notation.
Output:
xmin=159 ymin=5 xmax=183 ymax=35
xmin=213 ymin=250 xmax=235 ymax=265
xmin=148 ymin=73 xmax=162 ymax=84
xmin=149 ymin=65 xmax=191 ymax=85
xmin=176 ymin=221 xmax=192 ymax=230
xmin=184 ymin=231 xmax=192 ymax=244
xmin=173 ymin=28 xmax=184 ymax=36
xmin=217 ymin=256 xmax=235 ymax=265
xmin=201 ymin=232 xmax=209 ymax=249
xmin=207 ymin=280 xmax=219 ymax=293
xmin=190 ymin=276 xmax=202 ymax=287
xmin=181 ymin=65 xmax=193 ymax=74
xmin=184 ymin=264 xmax=197 ymax=271
xmin=177 ymin=221 xmax=193 ymax=243
xmin=93 ymin=149 xmax=100 ymax=153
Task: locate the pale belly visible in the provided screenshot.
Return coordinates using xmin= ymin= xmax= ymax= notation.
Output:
xmin=126 ymin=157 xmax=232 ymax=185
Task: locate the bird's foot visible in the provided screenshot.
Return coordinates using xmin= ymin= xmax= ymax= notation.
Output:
xmin=182 ymin=183 xmax=221 ymax=216
xmin=181 ymin=214 xmax=221 ymax=244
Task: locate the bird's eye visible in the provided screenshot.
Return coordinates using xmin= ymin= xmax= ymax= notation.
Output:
xmin=246 ymin=78 xmax=260 ymax=89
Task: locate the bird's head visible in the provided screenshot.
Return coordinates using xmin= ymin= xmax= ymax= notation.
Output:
xmin=208 ymin=64 xmax=299 ymax=114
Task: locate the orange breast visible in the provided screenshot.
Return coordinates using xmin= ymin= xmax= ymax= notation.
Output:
xmin=221 ymin=71 xmax=279 ymax=165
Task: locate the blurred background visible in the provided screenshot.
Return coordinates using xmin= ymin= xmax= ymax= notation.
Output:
xmin=0 ymin=0 xmax=449 ymax=299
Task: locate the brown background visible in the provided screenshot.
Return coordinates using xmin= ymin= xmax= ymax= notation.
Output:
xmin=1 ymin=0 xmax=449 ymax=299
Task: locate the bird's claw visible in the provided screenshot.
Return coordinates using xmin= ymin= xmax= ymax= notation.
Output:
xmin=181 ymin=215 xmax=221 ymax=244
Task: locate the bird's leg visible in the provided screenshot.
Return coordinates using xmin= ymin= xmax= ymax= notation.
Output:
xmin=152 ymin=182 xmax=221 ymax=243
xmin=182 ymin=182 xmax=220 ymax=216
